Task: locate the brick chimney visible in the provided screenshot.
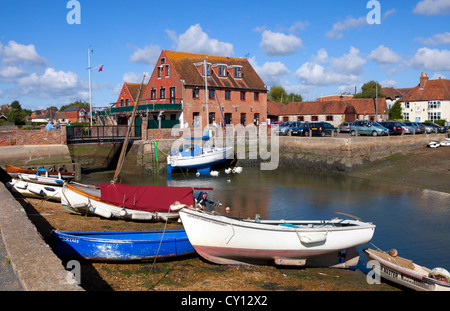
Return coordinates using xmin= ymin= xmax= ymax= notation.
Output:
xmin=419 ymin=72 xmax=428 ymax=89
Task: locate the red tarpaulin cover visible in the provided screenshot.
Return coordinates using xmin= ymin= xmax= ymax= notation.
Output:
xmin=98 ymin=183 xmax=194 ymax=213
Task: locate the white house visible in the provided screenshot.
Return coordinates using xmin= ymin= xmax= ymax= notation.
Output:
xmin=399 ymin=73 xmax=450 ymax=122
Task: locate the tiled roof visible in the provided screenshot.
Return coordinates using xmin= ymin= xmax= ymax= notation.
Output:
xmin=125 ymin=82 xmax=147 ymax=101
xmin=399 ymin=78 xmax=450 ymax=102
xmin=267 ymin=100 xmax=285 ymax=116
xmin=163 ymin=50 xmax=266 ymax=91
xmin=279 ymin=98 xmax=387 ymax=115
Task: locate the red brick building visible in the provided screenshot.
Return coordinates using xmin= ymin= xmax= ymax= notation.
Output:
xmin=115 ymin=50 xmax=267 ymax=128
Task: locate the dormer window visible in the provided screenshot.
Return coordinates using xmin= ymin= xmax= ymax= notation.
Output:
xmin=204 ymin=63 xmax=211 ymax=76
xmin=218 ymin=65 xmax=227 ymax=77
xmin=234 ymin=67 xmax=242 ymax=78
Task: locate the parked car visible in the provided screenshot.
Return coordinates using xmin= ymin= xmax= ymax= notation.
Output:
xmin=403 ymin=122 xmax=425 ymax=134
xmin=291 ymin=123 xmax=311 ymax=136
xmin=350 ymin=121 xmax=389 ymax=136
xmin=276 ymin=121 xmax=302 ymax=136
xmin=292 ymin=122 xmax=337 ymax=137
xmin=379 ymin=121 xmax=405 ymax=135
xmin=421 ymin=122 xmax=448 ymax=133
xmin=338 ymin=122 xmax=352 ymax=133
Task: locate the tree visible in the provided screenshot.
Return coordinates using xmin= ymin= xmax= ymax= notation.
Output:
xmin=5 ymin=100 xmax=26 ymax=125
xmin=268 ymin=85 xmax=302 ymax=105
xmin=354 ymin=81 xmax=387 ymax=99
xmin=389 ymin=101 xmax=403 ymax=120
xmin=60 ymin=100 xmax=89 ymax=112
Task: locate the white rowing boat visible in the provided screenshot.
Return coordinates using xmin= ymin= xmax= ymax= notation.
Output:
xmin=365 ymin=248 xmax=450 ymax=291
xmin=176 ymin=207 xmax=375 ymax=267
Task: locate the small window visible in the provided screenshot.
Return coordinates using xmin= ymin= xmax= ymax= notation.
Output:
xmin=254 ymin=92 xmax=259 ymax=101
xmin=225 ymin=90 xmax=231 ymax=100
xmin=204 ymin=63 xmax=211 ymax=76
xmin=160 ymin=58 xmax=165 ymax=64
xmin=192 ymin=89 xmax=199 ymax=98
xmin=160 ymin=87 xmax=166 ymax=99
xmin=240 ymin=91 xmax=246 ymax=100
xmin=234 ymin=67 xmax=242 ymax=78
xmin=151 ymin=89 xmax=156 ymax=99
xmin=326 ymin=116 xmax=333 ymax=121
xmin=157 ymin=67 xmax=162 ymax=78
xmin=218 ymin=65 xmax=226 ymax=77
xmin=297 ymin=116 xmax=304 ymax=122
xmin=126 ymin=99 xmax=130 ymax=106
xmin=165 ymin=65 xmax=169 ymax=77
xmin=209 ymin=89 xmax=215 ymax=99
xmin=311 ymin=116 xmax=318 ymax=121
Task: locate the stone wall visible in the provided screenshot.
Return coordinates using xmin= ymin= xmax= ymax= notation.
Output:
xmin=0 ymin=127 xmax=66 ymax=146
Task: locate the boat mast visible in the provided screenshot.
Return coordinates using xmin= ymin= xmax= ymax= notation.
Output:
xmin=112 ymin=75 xmax=146 ymax=183
xmin=88 ymin=47 xmax=92 ymax=126
xmin=204 ymin=58 xmax=209 ymax=130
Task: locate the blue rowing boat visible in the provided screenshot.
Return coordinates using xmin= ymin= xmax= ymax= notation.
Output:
xmin=51 ymin=230 xmax=195 ymax=261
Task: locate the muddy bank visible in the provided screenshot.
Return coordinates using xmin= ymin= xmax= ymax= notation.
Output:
xmin=349 ymin=146 xmax=450 ymax=194
xmin=19 ymin=196 xmax=397 ymax=291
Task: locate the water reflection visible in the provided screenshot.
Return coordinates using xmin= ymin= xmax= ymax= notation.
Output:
xmin=81 ymin=167 xmax=450 ymax=270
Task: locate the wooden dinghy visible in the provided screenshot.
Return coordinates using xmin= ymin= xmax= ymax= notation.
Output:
xmin=51 ymin=230 xmax=195 ymax=261
xmin=175 ymin=207 xmax=376 ymax=267
xmin=365 ymin=248 xmax=450 ymax=291
xmin=5 ymin=164 xmax=75 ymax=179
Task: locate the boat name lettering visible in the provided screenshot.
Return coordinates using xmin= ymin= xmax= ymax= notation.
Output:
xmin=63 ymin=238 xmax=79 ymax=243
xmin=382 ymin=265 xmax=426 ymax=288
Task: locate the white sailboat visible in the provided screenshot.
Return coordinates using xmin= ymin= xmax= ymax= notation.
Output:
xmin=167 ymin=59 xmax=233 ymax=175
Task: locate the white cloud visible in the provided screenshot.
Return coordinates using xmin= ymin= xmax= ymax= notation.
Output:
xmin=414 ymin=0 xmax=450 ymax=15
xmin=383 ymin=8 xmax=397 ymax=19
xmin=16 ymin=68 xmax=82 ymax=98
xmin=368 ymin=45 xmax=402 ymax=64
xmin=129 ymin=44 xmax=161 ymax=66
xmin=410 ymin=47 xmax=450 ymax=71
xmin=326 ymin=16 xmax=366 ymax=39
xmin=415 ymin=32 xmax=450 ymax=45
xmin=260 ymin=30 xmax=302 ymax=56
xmin=0 ymin=40 xmax=48 ymax=67
xmin=248 ymin=56 xmax=290 ymax=85
xmin=381 ymin=79 xmax=399 ymax=88
xmin=169 ymin=24 xmax=234 ymax=57
xmin=294 ymin=47 xmax=365 ymax=87
xmin=289 ymin=20 xmax=310 ymax=32
xmin=0 ymin=65 xmax=28 ymax=80
xmin=330 ymin=46 xmax=366 ymax=75
xmin=431 ymin=73 xmax=446 ymax=79
xmin=122 ymin=71 xmax=150 ymax=83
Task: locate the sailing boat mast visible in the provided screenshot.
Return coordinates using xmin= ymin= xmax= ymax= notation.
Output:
xmin=88 ymin=47 xmax=92 ymax=126
xmin=204 ymin=58 xmax=209 ymax=130
xmin=112 ymin=75 xmax=146 ymax=183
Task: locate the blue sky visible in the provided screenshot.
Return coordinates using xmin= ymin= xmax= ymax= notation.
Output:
xmin=1 ymin=0 xmax=449 ymax=110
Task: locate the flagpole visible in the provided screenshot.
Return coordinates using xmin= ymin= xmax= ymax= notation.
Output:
xmin=88 ymin=47 xmax=92 ymax=126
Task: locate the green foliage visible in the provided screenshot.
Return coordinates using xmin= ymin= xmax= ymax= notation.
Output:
xmin=60 ymin=100 xmax=89 ymax=112
xmin=389 ymin=101 xmax=403 ymax=120
xmin=5 ymin=100 xmax=27 ymax=125
xmin=354 ymin=81 xmax=387 ymax=99
xmin=268 ymin=85 xmax=302 ymax=105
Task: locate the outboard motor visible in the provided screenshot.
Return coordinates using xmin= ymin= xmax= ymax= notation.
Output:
xmin=195 ymin=191 xmax=221 ymax=210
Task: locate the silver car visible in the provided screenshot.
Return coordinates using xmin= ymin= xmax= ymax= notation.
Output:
xmin=276 ymin=121 xmax=302 ymax=136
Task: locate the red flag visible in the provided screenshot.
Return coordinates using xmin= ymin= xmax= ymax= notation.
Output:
xmin=98 ymin=65 xmax=103 ymax=72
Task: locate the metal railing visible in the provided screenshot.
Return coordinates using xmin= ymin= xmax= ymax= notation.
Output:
xmin=66 ymin=125 xmax=141 ymax=143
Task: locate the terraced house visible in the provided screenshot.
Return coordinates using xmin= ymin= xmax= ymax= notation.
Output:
xmin=114 ymin=50 xmax=268 ymax=129
xmin=398 ymin=73 xmax=450 ymax=123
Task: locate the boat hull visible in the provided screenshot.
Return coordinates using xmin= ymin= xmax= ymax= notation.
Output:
xmin=179 ymin=208 xmax=375 ymax=267
xmin=6 ymin=179 xmax=62 ymax=201
xmin=5 ymin=164 xmax=75 ymax=179
xmin=167 ymin=146 xmax=233 ymax=173
xmin=51 ymin=230 xmax=195 ymax=261
xmin=365 ymin=248 xmax=450 ymax=291
xmin=61 ymin=183 xmax=180 ymax=221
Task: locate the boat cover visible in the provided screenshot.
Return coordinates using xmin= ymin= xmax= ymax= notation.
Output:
xmin=98 ymin=183 xmax=194 ymax=212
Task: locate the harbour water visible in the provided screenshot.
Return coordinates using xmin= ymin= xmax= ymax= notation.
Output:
xmin=82 ymin=167 xmax=450 ymax=271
